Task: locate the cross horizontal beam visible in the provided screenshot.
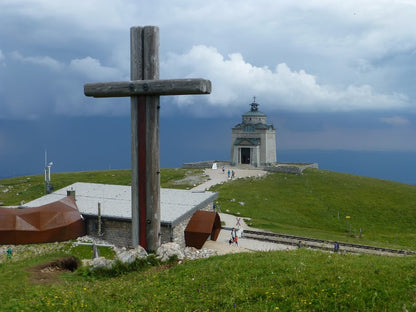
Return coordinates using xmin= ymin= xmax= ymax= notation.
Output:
xmin=84 ymin=78 xmax=211 ymax=98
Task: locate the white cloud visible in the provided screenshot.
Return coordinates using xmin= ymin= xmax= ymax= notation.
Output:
xmin=8 ymin=51 xmax=124 ymax=81
xmin=69 ymin=57 xmax=124 ymax=81
xmin=1 ymin=1 xmax=415 ymax=119
xmin=163 ymin=45 xmax=409 ymax=113
xmin=10 ymin=51 xmax=63 ymax=70
xmin=380 ymin=116 xmax=410 ymax=126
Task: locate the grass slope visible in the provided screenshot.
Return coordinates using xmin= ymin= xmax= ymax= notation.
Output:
xmin=0 ymin=168 xmax=205 ymax=206
xmin=1 ymin=247 xmax=416 ymax=311
xmin=212 ymin=168 xmax=416 ymax=250
xmin=1 ymin=168 xmax=416 ymax=310
xmin=1 ymin=167 xmax=416 ymax=249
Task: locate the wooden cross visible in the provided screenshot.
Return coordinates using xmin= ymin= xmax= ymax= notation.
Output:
xmin=84 ymin=26 xmax=211 ymax=251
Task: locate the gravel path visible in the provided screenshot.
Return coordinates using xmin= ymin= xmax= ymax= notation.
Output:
xmin=196 ymin=167 xmax=296 ymax=254
xmin=191 ymin=167 xmax=267 ymax=192
xmin=203 ymin=213 xmax=296 ymax=255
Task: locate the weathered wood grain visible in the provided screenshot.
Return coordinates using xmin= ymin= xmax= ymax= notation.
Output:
xmin=84 ymin=79 xmax=212 ymax=97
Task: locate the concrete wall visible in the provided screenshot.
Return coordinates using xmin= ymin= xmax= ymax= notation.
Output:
xmin=265 ymin=130 xmax=277 ymax=165
xmin=183 ymin=161 xmax=230 ymax=169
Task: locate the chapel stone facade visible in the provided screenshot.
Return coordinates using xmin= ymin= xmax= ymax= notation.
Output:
xmin=231 ymin=99 xmax=276 ymax=167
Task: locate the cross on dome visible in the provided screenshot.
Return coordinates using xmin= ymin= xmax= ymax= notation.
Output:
xmin=250 ymin=96 xmax=259 ymax=112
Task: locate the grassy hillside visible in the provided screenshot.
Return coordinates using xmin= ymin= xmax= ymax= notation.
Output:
xmin=1 ymin=167 xmax=415 ymax=250
xmin=1 ymin=246 xmax=416 ymax=311
xmin=1 ymin=168 xmax=416 ymax=310
xmin=0 ymin=168 xmax=205 ymax=206
xmin=211 ymin=168 xmax=416 ymax=250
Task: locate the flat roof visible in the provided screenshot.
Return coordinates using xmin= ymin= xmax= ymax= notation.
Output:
xmin=25 ymin=182 xmax=217 ymax=226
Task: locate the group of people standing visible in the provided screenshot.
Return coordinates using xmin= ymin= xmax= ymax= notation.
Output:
xmin=222 ymin=167 xmax=235 ymax=179
xmin=229 ymin=227 xmax=239 ymax=246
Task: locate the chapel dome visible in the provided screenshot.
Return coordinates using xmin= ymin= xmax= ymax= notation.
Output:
xmin=241 ymin=98 xmax=267 ymax=124
xmin=242 ymin=100 xmax=266 ymax=117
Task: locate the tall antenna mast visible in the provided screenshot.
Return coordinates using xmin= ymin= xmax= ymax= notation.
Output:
xmin=44 ymin=150 xmax=54 ymax=194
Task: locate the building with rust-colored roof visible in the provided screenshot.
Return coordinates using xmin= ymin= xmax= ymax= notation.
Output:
xmin=24 ymin=182 xmax=218 ymax=248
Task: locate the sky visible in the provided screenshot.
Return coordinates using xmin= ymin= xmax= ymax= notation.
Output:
xmin=0 ymin=0 xmax=416 ymax=184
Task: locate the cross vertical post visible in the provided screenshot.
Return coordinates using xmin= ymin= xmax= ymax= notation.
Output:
xmin=130 ymin=26 xmax=160 ymax=250
xmin=84 ymin=25 xmax=211 ymax=252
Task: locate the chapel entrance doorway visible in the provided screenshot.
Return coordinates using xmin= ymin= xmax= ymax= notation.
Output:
xmin=241 ymin=148 xmax=251 ymax=164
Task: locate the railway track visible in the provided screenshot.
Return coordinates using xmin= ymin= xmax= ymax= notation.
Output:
xmin=222 ymin=227 xmax=414 ymax=256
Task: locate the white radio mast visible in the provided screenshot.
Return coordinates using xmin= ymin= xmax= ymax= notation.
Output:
xmin=44 ymin=150 xmax=54 ymax=194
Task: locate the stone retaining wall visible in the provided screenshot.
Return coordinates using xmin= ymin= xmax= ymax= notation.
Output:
xmin=83 ymin=202 xmax=214 ymax=249
xmin=84 ymin=217 xmax=132 ymax=247
xmin=170 ymin=203 xmax=212 ymax=248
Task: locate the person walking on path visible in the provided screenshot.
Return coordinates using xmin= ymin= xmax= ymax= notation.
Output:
xmin=334 ymin=241 xmax=339 ymax=253
xmin=231 ymin=227 xmax=236 ymax=242
xmin=227 ymin=169 xmax=231 ymax=179
xmin=7 ymin=247 xmax=12 ymax=259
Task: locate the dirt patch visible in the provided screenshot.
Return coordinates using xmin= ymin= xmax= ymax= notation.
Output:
xmin=26 ymin=256 xmax=79 ymax=285
xmin=173 ymin=175 xmax=208 ymax=186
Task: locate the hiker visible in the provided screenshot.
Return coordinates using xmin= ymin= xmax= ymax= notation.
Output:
xmin=7 ymin=248 xmax=12 ymax=259
xmin=229 ymin=228 xmax=235 ymax=246
xmin=334 ymin=241 xmax=339 ymax=253
xmin=232 ymin=170 xmax=235 ymax=179
xmin=231 ymin=228 xmax=236 ymax=242
xmin=227 ymin=169 xmax=231 ymax=179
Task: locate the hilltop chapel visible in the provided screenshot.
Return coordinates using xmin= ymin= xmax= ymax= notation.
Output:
xmin=231 ymin=99 xmax=277 ymax=167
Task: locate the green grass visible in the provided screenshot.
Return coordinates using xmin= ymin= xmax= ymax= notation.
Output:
xmin=2 ymin=168 xmax=416 ymax=310
xmin=1 ymin=247 xmax=416 ymax=311
xmin=211 ymin=168 xmax=416 ymax=250
xmin=2 ymin=167 xmax=416 ymax=250
xmin=0 ymin=168 xmax=205 ymax=206
xmin=71 ymin=245 xmax=116 ymax=260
